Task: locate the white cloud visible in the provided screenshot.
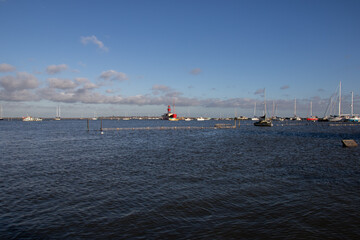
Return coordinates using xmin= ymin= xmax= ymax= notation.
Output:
xmin=48 ymin=78 xmax=78 ymax=89
xmin=99 ymin=70 xmax=128 ymax=81
xmin=46 ymin=64 xmax=68 ymax=74
xmin=0 ymin=72 xmax=39 ymax=91
xmin=0 ymin=63 xmax=16 ymax=72
xmin=81 ymin=35 xmax=108 ymax=52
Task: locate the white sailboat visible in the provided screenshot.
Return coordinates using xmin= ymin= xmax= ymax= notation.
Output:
xmin=292 ymin=98 xmax=301 ymax=120
xmin=54 ymin=105 xmax=61 ymax=120
xmin=348 ymin=91 xmax=359 ymax=122
xmin=251 ymin=102 xmax=259 ymax=121
xmin=323 ymin=81 xmax=343 ymax=122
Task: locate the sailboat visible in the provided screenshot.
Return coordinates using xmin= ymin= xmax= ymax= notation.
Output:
xmin=322 ymin=81 xmax=343 ymax=122
xmin=292 ymin=98 xmax=301 ymax=121
xmin=306 ymin=101 xmax=318 ymax=121
xmin=348 ymin=91 xmax=359 ymax=122
xmin=251 ymin=102 xmax=259 ymax=121
xmin=254 ymin=89 xmax=273 ymax=127
xmin=54 ymin=105 xmax=61 ymax=120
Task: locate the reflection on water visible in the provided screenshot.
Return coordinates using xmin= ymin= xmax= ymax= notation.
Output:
xmin=1 ymin=120 xmax=360 ymax=239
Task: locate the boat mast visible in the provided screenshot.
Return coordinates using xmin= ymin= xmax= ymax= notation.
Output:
xmin=351 ymin=91 xmax=354 ymax=117
xmin=294 ymin=98 xmax=297 ymax=117
xmin=264 ymin=89 xmax=267 ymax=117
xmin=254 ymin=102 xmax=256 ymax=116
xmin=339 ymin=81 xmax=341 ymax=116
xmin=310 ymin=101 xmax=313 ymax=116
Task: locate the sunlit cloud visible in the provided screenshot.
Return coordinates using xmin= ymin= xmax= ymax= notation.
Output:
xmin=280 ymin=85 xmax=289 ymax=90
xmin=0 ymin=63 xmax=16 ymax=72
xmin=46 ymin=64 xmax=68 ymax=75
xmin=81 ymin=35 xmax=108 ymax=52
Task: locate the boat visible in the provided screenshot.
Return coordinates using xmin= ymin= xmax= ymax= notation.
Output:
xmin=306 ymin=101 xmax=318 ymax=121
xmin=348 ymin=116 xmax=360 ymax=122
xmin=92 ymin=112 xmax=98 ymax=120
xmin=254 ymin=89 xmax=273 ymax=127
xmin=306 ymin=116 xmax=318 ymax=121
xmin=184 ymin=118 xmax=192 ymax=121
xmin=292 ymin=98 xmax=301 ymax=120
xmin=54 ymin=105 xmax=61 ymax=120
xmin=254 ymin=115 xmax=273 ymax=127
xmin=322 ymin=82 xmax=344 ymax=121
xmin=328 ymin=115 xmax=343 ymax=122
xmin=196 ymin=117 xmax=205 ymax=121
xmin=22 ymin=116 xmax=42 ymax=121
xmin=162 ymin=105 xmax=179 ymax=121
xmin=251 ymin=102 xmax=258 ymax=121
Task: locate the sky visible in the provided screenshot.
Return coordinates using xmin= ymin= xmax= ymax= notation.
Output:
xmin=1 ymin=0 xmax=360 ymax=118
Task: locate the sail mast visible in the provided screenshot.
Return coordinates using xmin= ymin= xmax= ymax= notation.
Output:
xmin=351 ymin=91 xmax=354 ymax=117
xmin=254 ymin=102 xmax=256 ymax=116
xmin=264 ymin=88 xmax=267 ymax=117
xmin=339 ymin=81 xmax=341 ymax=116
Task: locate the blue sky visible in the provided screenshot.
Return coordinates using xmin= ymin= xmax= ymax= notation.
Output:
xmin=1 ymin=0 xmax=360 ymax=118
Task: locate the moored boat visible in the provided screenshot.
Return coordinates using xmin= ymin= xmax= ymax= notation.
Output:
xmin=254 ymin=89 xmax=273 ymax=127
xmin=162 ymin=105 xmax=179 ymax=121
xmin=348 ymin=116 xmax=360 ymax=122
xmin=22 ymin=116 xmax=42 ymax=121
xmin=254 ymin=115 xmax=273 ymax=127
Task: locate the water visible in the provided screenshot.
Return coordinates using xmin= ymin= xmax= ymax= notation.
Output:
xmin=1 ymin=119 xmax=360 ymax=239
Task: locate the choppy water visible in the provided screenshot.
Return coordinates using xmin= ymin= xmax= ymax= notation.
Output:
xmin=1 ymin=119 xmax=360 ymax=239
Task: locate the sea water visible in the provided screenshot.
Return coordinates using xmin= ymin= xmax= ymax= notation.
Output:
xmin=1 ymin=120 xmax=360 ymax=239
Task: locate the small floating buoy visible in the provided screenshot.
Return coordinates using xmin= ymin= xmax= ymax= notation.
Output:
xmin=342 ymin=139 xmax=358 ymax=148
xmin=101 ymin=131 xmax=104 ymax=135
